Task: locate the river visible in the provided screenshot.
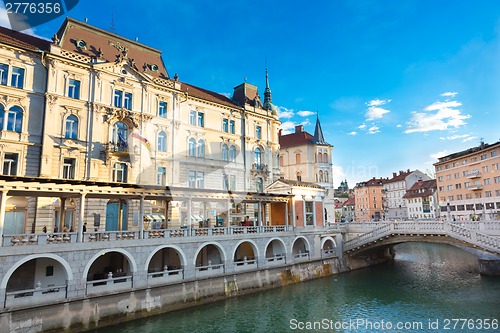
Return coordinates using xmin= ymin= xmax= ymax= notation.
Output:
xmin=95 ymin=243 xmax=499 ymax=332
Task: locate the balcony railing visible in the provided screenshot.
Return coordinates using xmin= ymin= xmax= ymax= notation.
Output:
xmin=468 ymin=185 xmax=483 ymax=191
xmin=467 ymin=172 xmax=481 ymax=179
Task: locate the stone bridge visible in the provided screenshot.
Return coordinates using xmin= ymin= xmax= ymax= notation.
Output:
xmin=342 ymin=221 xmax=500 ymax=274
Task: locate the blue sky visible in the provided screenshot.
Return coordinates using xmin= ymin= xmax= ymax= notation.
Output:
xmin=2 ymin=0 xmax=500 ymax=187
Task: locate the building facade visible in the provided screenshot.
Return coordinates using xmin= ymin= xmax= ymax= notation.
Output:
xmin=403 ymin=179 xmax=439 ymax=219
xmin=434 ymin=141 xmax=500 ymax=221
xmin=0 ymin=18 xmax=284 ymax=236
xmin=354 ymin=178 xmax=386 ymax=222
xmin=279 ymin=120 xmax=334 ymax=222
xmin=383 ymin=169 xmax=430 ymax=220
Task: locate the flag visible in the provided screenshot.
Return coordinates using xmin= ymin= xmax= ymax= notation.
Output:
xmin=131 ymin=131 xmax=152 ymax=152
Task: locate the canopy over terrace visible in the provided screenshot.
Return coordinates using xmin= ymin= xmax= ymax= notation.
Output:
xmin=0 ymin=175 xmax=290 ymax=242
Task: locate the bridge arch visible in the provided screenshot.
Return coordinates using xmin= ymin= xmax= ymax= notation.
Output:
xmin=83 ymin=248 xmax=137 ymax=282
xmin=193 ymin=241 xmax=227 ymax=267
xmin=264 ymin=237 xmax=287 ymax=259
xmin=145 ymin=245 xmax=187 ymax=272
xmin=291 ymin=236 xmax=311 ymax=257
xmin=232 ymin=239 xmax=260 ymax=262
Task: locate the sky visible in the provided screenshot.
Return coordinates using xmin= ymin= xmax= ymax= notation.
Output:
xmin=1 ymin=0 xmax=500 ymax=187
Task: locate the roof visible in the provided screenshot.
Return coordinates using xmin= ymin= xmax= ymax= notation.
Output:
xmin=403 ymin=179 xmax=437 ymax=199
xmin=279 ymin=130 xmax=315 ymax=147
xmin=385 ymin=170 xmax=412 ymax=183
xmin=0 ymin=25 xmax=51 ymax=51
xmin=435 ymin=141 xmax=500 ymax=164
xmin=181 ymin=82 xmax=239 ymax=109
xmin=312 ymin=116 xmax=331 ymax=146
xmin=56 ymin=18 xmax=168 ymax=79
xmin=343 ymin=197 xmax=355 ymax=206
xmin=276 ymin=179 xmax=324 ymax=189
xmin=355 ymin=178 xmax=387 ymax=187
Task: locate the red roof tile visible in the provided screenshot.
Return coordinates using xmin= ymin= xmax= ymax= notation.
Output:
xmin=180 ymin=82 xmax=239 ymax=109
xmin=0 ymin=25 xmax=50 ymax=51
xmin=279 ymin=131 xmax=315 ymax=147
xmin=403 ymin=179 xmax=437 ymax=199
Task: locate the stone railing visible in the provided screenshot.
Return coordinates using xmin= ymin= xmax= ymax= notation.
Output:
xmin=344 ymin=221 xmax=500 ymax=254
xmin=4 ymin=284 xmax=67 ymax=308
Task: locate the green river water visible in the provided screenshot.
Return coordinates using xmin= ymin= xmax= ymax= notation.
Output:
xmin=95 ymin=243 xmax=499 ymax=333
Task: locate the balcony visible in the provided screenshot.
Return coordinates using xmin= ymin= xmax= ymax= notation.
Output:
xmin=467 ymin=172 xmax=481 ymax=179
xmin=251 ymin=163 xmax=270 ymax=180
xmin=467 ymin=185 xmax=483 ymax=191
xmin=101 ymin=142 xmax=130 ymax=157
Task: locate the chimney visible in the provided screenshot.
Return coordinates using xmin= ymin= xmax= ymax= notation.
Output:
xmin=392 ymin=172 xmax=397 ymax=178
xmin=278 ymin=129 xmax=282 ymax=137
xmin=295 ymin=125 xmax=303 ymax=133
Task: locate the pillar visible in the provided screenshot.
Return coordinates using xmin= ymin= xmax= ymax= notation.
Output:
xmin=227 ymin=199 xmax=231 ymax=227
xmin=312 ymin=196 xmax=316 ymax=227
xmin=258 ymin=202 xmax=262 ymax=226
xmin=302 ymin=195 xmax=306 ymax=227
xmin=187 ymin=198 xmax=192 ymax=234
xmin=291 ymin=197 xmax=296 ymax=228
xmin=77 ymin=193 xmax=86 ymax=242
xmin=59 ymin=197 xmax=66 ymax=232
xmin=321 ymin=196 xmax=325 ymax=226
xmin=285 ymin=200 xmax=289 ymax=227
xmin=139 ymin=196 xmax=144 ymax=239
xmin=0 ymin=190 xmax=8 ymax=242
xmin=164 ymin=199 xmax=169 ymax=229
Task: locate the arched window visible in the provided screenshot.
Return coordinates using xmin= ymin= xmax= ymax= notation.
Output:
xmin=296 ymin=172 xmax=302 ymax=182
xmin=157 ymin=131 xmax=167 ymax=152
xmin=65 ymin=115 xmax=78 ymax=139
xmin=197 ymin=139 xmax=205 ymax=157
xmin=6 ymin=106 xmax=22 ymax=132
xmin=254 ymin=147 xmax=262 ymax=166
xmin=0 ymin=104 xmax=4 ymax=130
xmin=188 ymin=138 xmax=196 ymax=157
xmin=323 ymin=153 xmax=328 ymax=163
xmin=221 ymin=143 xmax=228 ymax=161
xmin=319 ymin=170 xmax=324 ymax=182
xmin=324 ymin=171 xmax=329 ymax=182
xmin=256 ymin=177 xmax=263 ymax=193
xmin=229 ymin=145 xmax=236 ymax=161
xmin=112 ymin=121 xmax=128 ymax=151
xmin=112 ymin=162 xmax=127 ymax=183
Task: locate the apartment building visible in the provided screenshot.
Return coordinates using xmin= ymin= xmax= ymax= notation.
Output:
xmin=434 ymin=141 xmax=500 ymax=220
xmin=403 ymin=179 xmax=439 ymax=219
xmin=354 ymin=177 xmax=386 ymax=222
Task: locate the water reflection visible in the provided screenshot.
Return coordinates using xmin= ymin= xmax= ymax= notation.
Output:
xmin=96 ymin=243 xmax=499 ymax=333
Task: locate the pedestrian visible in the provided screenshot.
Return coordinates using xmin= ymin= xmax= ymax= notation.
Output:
xmin=54 ymin=225 xmax=58 ymax=233
xmin=42 ymin=226 xmax=47 ymax=233
xmin=83 ymin=222 xmax=87 ymax=233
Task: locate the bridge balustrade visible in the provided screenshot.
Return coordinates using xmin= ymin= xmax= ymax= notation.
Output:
xmin=5 ymin=284 xmax=67 ymax=308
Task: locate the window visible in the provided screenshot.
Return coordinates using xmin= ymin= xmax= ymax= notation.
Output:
xmin=491 ymin=151 xmax=497 ymax=158
xmin=222 ymin=118 xmax=228 ymax=132
xmin=319 ymin=170 xmax=324 ymax=182
xmin=296 ymin=172 xmax=302 ymax=181
xmin=188 ymin=171 xmax=196 ymax=188
xmin=455 ymin=183 xmax=461 ymax=189
xmin=6 ymin=106 xmax=22 ymax=132
xmin=484 ymin=178 xmax=491 ymax=185
xmin=188 ymin=138 xmax=196 ymax=157
xmin=158 ymin=101 xmax=167 ymax=118
xmin=452 ymin=162 xmax=458 ymax=167
xmin=279 ymin=155 xmax=284 ymax=166
xmin=189 ymin=110 xmax=196 ymax=125
xmin=324 ymin=171 xmax=329 ymax=182
xmin=112 ymin=163 xmax=127 ymax=182
xmin=0 ymin=63 xmax=7 ymax=85
xmin=457 ymin=194 xmax=463 ymax=200
xmin=197 ymin=140 xmax=205 ymax=157
xmin=223 ymin=174 xmax=236 ymax=191
xmin=113 ymin=90 xmax=123 ymax=107
xmin=123 ymin=92 xmax=132 ymax=110
xmin=3 ymin=153 xmax=18 ymax=175
xmin=197 ymin=112 xmax=204 ymax=127
xmin=10 ymin=67 xmax=24 ymax=89
xmin=494 ymin=176 xmax=500 ymax=183
xmin=454 ymin=173 xmax=460 ymax=179
xmin=62 ymin=158 xmax=75 ymax=179
xmin=296 ymin=153 xmax=301 ymax=164
xmin=256 ymin=177 xmax=263 ymax=192
xmin=438 ymin=176 xmax=444 ymax=182
xmin=480 ymin=154 xmax=487 ymax=160
xmin=196 ymin=171 xmax=204 ymax=188
xmin=229 ymin=120 xmax=235 ymax=134
xmin=464 ymin=182 xmax=470 ymax=188
xmin=483 ymin=166 xmax=489 ymax=173
xmin=157 ymin=167 xmax=166 ymax=185
xmin=221 ymin=144 xmax=228 ymax=161
xmin=112 ymin=122 xmax=128 ymax=151
xmin=485 ymin=191 xmax=492 ymax=197
xmin=254 ymin=147 xmax=262 ymax=165
xmin=305 ymin=201 xmax=314 ymax=225
xmin=447 ymin=185 xmax=453 ymax=191
xmin=462 ymin=159 xmax=467 ymax=165
xmin=157 ymin=131 xmax=167 ymax=152
xmin=65 ymin=115 xmax=78 ymax=139
xmin=256 ymin=125 xmax=262 ymax=139
xmin=229 ymin=145 xmax=236 ymax=161
xmin=68 ymin=79 xmax=80 ymax=99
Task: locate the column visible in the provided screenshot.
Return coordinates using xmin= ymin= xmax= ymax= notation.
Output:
xmin=77 ymin=193 xmax=86 ymax=242
xmin=227 ymin=200 xmax=231 ymax=227
xmin=311 ymin=196 xmax=316 ymax=228
xmin=0 ymin=190 xmax=8 ymax=242
xmin=262 ymin=203 xmax=267 ymax=226
xmin=164 ymin=199 xmax=169 ymax=229
xmin=258 ymin=202 xmax=262 ymax=226
xmin=285 ymin=201 xmax=289 ymax=227
xmin=187 ymin=198 xmax=192 ymax=234
xmin=118 ymin=200 xmax=123 ymax=231
xmin=139 ymin=196 xmax=145 ymax=239
xmin=59 ymin=197 xmax=66 ymax=232
xmin=321 ymin=196 xmax=325 ymax=226
xmin=302 ymin=196 xmax=306 ymax=227
xmin=291 ymin=197 xmax=296 ymax=228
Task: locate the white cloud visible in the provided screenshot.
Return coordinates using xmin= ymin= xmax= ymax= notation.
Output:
xmin=297 ymin=110 xmax=316 ymax=117
xmin=396 ymin=124 xmax=402 ymax=128
xmin=348 ymin=131 xmax=357 ymax=136
xmin=430 ymin=150 xmax=449 ymax=161
xmin=462 ymin=136 xmax=477 ymax=143
xmin=300 ymin=119 xmax=311 ymax=126
xmin=277 ymin=106 xmax=294 ymax=119
xmin=365 ymin=99 xmax=391 ymax=121
xmin=332 ymin=165 xmax=346 ymax=188
xmin=0 ymin=5 xmax=12 ymax=28
xmin=358 ymin=124 xmax=366 ymax=129
xmin=368 ymin=126 xmax=380 ymax=134
xmin=439 ymin=134 xmax=470 ymax=140
xmin=405 ymin=97 xmax=470 ymax=134
xmin=279 ymin=121 xmax=296 ymax=134
xmin=441 ymin=91 xmax=458 ymax=97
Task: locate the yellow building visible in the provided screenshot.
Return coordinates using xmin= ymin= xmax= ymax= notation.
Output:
xmin=0 ymin=18 xmax=283 ymax=234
